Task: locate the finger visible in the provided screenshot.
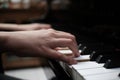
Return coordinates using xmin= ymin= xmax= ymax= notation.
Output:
xmin=55 ymin=31 xmax=80 ymax=56
xmin=52 ymin=38 xmax=80 ymax=57
xmin=47 ymin=29 xmax=80 ymax=56
xmin=69 ymin=39 xmax=80 ymax=57
xmin=40 ymin=24 xmax=52 ymax=29
xmin=54 ymin=31 xmax=75 ymax=39
xmin=33 ymin=23 xmax=52 ymax=29
xmin=46 ymin=48 xmax=77 ymax=64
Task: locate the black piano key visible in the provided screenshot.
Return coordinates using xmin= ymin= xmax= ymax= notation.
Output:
xmin=96 ymin=54 xmax=113 ymax=63
xmin=78 ymin=43 xmax=82 ymax=49
xmin=96 ymin=53 xmax=120 ymax=63
xmin=78 ymin=43 xmax=84 ymax=50
xmin=78 ymin=43 xmax=92 ymax=55
xmin=90 ymin=50 xmax=117 ymax=61
xmin=89 ymin=44 xmax=116 ymax=61
xmin=82 ymin=47 xmax=93 ymax=55
xmin=90 ymin=51 xmax=111 ymax=61
xmin=79 ymin=44 xmax=87 ymax=53
xmin=104 ymin=59 xmax=118 ymax=68
xmin=89 ymin=51 xmax=96 ymax=60
xmin=80 ymin=46 xmax=87 ymax=54
xmin=96 ymin=55 xmax=105 ymax=63
xmin=104 ymin=56 xmax=120 ymax=68
xmin=119 ymin=73 xmax=120 ymax=77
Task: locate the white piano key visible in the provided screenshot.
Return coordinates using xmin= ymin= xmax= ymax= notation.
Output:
xmin=58 ymin=53 xmax=120 ymax=80
xmin=84 ymin=72 xmax=120 ymax=80
xmin=72 ymin=61 xmax=104 ymax=70
xmin=74 ymin=55 xmax=90 ymax=61
xmin=58 ymin=49 xmax=81 ymax=55
xmin=59 ymin=55 xmax=90 ymax=72
xmin=71 ymin=69 xmax=85 ymax=80
xmin=77 ymin=67 xmax=120 ymax=76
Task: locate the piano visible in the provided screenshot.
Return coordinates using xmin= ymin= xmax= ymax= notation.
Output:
xmin=48 ymin=42 xmax=120 ymax=80
xmin=46 ymin=1 xmax=120 ymax=80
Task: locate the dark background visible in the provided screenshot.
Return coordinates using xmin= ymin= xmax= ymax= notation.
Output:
xmin=43 ymin=0 xmax=120 ymax=50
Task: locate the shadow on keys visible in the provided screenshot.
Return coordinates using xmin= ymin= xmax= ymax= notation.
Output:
xmin=0 ymin=74 xmax=21 ymax=80
xmin=48 ymin=59 xmax=73 ymax=80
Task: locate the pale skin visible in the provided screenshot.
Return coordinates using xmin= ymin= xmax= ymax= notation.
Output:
xmin=0 ymin=23 xmax=51 ymax=31
xmin=0 ymin=23 xmax=80 ymax=64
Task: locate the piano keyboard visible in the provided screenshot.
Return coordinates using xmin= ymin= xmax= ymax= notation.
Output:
xmin=57 ymin=49 xmax=120 ymax=80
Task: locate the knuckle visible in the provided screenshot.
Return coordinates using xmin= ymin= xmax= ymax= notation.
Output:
xmin=48 ymin=29 xmax=57 ymax=36
xmin=66 ymin=39 xmax=74 ymax=45
xmin=49 ymin=31 xmax=55 ymax=36
xmin=33 ymin=23 xmax=40 ymax=26
xmin=49 ymin=29 xmax=55 ymax=32
xmin=67 ymin=33 xmax=76 ymax=40
xmin=71 ymin=35 xmax=76 ymax=40
xmin=47 ymin=24 xmax=52 ymax=28
xmin=68 ymin=39 xmax=73 ymax=43
xmin=56 ymin=53 xmax=63 ymax=59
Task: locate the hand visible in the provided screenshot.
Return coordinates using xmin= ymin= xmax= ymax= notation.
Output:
xmin=3 ymin=29 xmax=80 ymax=64
xmin=19 ymin=23 xmax=51 ymax=31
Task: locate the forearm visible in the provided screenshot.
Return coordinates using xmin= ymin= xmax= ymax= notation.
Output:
xmin=0 ymin=32 xmax=11 ymax=52
xmin=0 ymin=23 xmax=22 ymax=31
